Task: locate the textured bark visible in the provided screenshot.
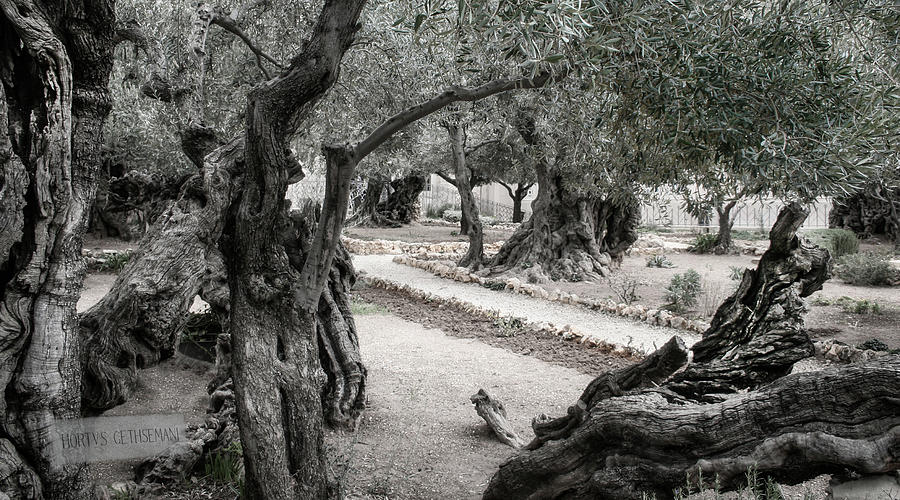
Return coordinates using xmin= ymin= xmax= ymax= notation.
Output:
xmin=668 ymin=202 xmax=828 ymax=399
xmin=1 ymin=0 xmax=115 ymax=498
xmin=482 ymin=203 xmax=856 ymax=500
xmin=225 ymin=1 xmax=365 ymax=498
xmin=526 ymin=336 xmax=689 ymax=450
xmin=483 ymin=360 xmax=900 ymax=500
xmin=488 ymin=162 xmax=639 ymax=281
xmin=471 ymin=389 xmax=524 ymax=448
xmin=446 ymin=121 xmax=484 ymax=269
xmin=80 ymin=137 xmax=243 ymax=411
xmin=377 ymin=174 xmax=426 ymax=225
xmin=713 ymin=200 xmax=736 ymax=254
xmin=830 ymin=181 xmax=900 ymax=246
xmin=347 ymin=177 xmax=385 ymax=226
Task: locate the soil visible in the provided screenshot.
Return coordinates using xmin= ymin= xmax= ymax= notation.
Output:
xmin=523 ymin=245 xmax=900 ymax=350
xmin=345 ymin=222 xmax=514 ymax=245
xmin=353 ymin=284 xmax=637 ymax=376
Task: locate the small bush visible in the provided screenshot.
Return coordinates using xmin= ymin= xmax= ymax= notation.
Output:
xmin=804 ymin=228 xmax=859 ymax=258
xmin=350 ymin=298 xmax=388 ymax=315
xmin=835 ymin=252 xmax=897 ymax=286
xmin=607 ymin=272 xmax=648 ymax=305
xmin=689 ymin=233 xmax=718 ymax=254
xmin=481 ymin=280 xmax=506 ymax=291
xmin=493 ymin=316 xmax=525 ymax=337
xmin=664 ymin=269 xmax=702 ymax=313
xmin=840 ymin=298 xmax=882 ymax=315
xmin=728 ymin=266 xmax=745 ymax=281
xmin=426 ymin=202 xmax=455 ymax=219
xmin=646 ymin=255 xmax=675 ymax=268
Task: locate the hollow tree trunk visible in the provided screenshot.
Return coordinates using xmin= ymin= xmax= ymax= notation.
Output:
xmin=713 ymin=200 xmax=736 ymax=254
xmin=488 ymin=163 xmax=639 ymax=281
xmin=376 ymin=174 xmax=426 ymax=225
xmin=445 ymin=121 xmax=484 ymax=269
xmin=225 ymin=1 xmax=365 ymax=497
xmin=482 ymin=203 xmax=869 ymax=500
xmin=1 ymin=1 xmax=114 ymax=498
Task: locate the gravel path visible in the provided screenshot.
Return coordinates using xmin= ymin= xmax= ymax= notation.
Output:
xmin=353 ymin=255 xmax=699 ymax=353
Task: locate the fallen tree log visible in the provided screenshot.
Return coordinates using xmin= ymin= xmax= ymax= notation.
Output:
xmin=483 ymin=359 xmax=900 ymax=500
xmin=481 ymin=202 xmax=900 ymax=499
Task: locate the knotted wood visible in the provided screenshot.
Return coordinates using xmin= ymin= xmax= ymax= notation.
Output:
xmin=471 ymin=389 xmax=525 ymax=448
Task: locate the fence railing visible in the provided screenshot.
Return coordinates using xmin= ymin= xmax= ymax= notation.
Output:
xmin=291 ymin=178 xmax=833 ymax=232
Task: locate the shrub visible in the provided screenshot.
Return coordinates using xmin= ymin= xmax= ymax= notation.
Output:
xmin=728 ymin=266 xmax=745 ymax=281
xmin=804 ymin=228 xmax=859 ymax=258
xmin=664 ymin=269 xmax=702 ymax=313
xmin=832 ymin=296 xmax=883 ymax=315
xmin=646 ymin=255 xmax=675 ymax=268
xmin=689 ymin=233 xmax=718 ymax=254
xmin=607 ymin=272 xmax=647 ymax=305
xmin=426 ymin=202 xmax=455 ymax=219
xmin=834 ymin=252 xmax=897 ymax=286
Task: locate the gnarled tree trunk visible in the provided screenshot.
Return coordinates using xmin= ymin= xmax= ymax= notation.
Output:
xmin=481 ymin=203 xmax=892 ymax=500
xmin=829 ymin=180 xmax=900 ymax=247
xmin=445 ymin=120 xmax=484 ymax=269
xmin=224 ymin=1 xmax=365 ymax=498
xmin=348 ymin=174 xmax=426 ymax=227
xmin=347 ymin=177 xmax=385 ymax=226
xmin=488 ymin=162 xmax=639 ymax=281
xmin=1 ymin=1 xmax=115 ymax=497
xmin=713 ymin=200 xmax=736 ymax=254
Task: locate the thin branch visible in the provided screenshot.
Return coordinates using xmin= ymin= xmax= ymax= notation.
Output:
xmin=466 ymin=139 xmax=501 ymax=157
xmin=210 ymin=10 xmax=282 ymax=79
xmin=436 ymin=170 xmax=458 ymax=187
xmin=353 ymin=70 xmax=560 ymax=160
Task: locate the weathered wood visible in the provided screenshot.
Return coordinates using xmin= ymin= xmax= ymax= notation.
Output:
xmin=830 ymin=177 xmax=900 ymax=246
xmin=471 ymin=389 xmax=525 ymax=448
xmin=527 ymin=336 xmax=689 ymax=450
xmin=446 ymin=120 xmax=485 ymax=270
xmin=484 ymin=359 xmax=900 ymax=500
xmin=668 ymin=202 xmax=829 ymax=399
xmin=488 ymin=114 xmax=639 ymax=281
xmin=1 ymin=0 xmax=115 ymax=497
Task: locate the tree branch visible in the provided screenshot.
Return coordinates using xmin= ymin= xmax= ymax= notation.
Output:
xmin=354 ymin=71 xmax=559 ymax=160
xmin=436 ymin=170 xmax=457 ymax=188
xmin=210 ymin=9 xmax=282 ymax=79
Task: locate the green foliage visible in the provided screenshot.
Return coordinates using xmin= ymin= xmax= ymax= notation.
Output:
xmin=814 ymin=295 xmax=885 ymax=314
xmin=690 ymin=233 xmax=719 ymax=254
xmin=728 ymin=266 xmax=746 ymax=281
xmin=835 ymin=252 xmax=898 ymax=286
xmin=664 ymin=270 xmax=702 ymax=313
xmin=95 ymin=251 xmax=133 ymax=273
xmin=804 ymin=229 xmax=859 ymax=258
xmin=204 ymin=441 xmax=244 ymax=492
xmin=350 ymin=298 xmax=389 ymax=315
xmin=607 ymin=273 xmax=647 ymax=305
xmin=493 ymin=316 xmax=525 ymax=337
xmin=646 ymin=255 xmax=675 ymax=268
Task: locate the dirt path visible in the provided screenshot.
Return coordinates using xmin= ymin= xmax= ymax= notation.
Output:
xmin=337 ymin=313 xmax=593 ymax=500
xmin=353 ymin=254 xmax=696 ymax=353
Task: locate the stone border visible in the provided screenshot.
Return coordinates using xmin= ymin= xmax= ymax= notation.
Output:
xmin=341 ymin=237 xmax=504 ymax=256
xmin=390 ymin=255 xmax=711 ymax=334
xmin=359 ymin=274 xmax=644 ymax=360
xmin=386 ymin=255 xmax=887 ymax=365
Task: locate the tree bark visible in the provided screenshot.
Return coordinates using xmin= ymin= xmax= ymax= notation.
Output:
xmin=225 ymin=1 xmax=365 ymax=497
xmin=377 ymin=174 xmax=426 ymax=225
xmin=481 ymin=203 xmax=862 ymax=500
xmin=713 ymin=200 xmax=736 ymax=254
xmin=347 ymin=177 xmax=385 ymax=226
xmin=79 ymin=136 xmax=242 ymax=411
xmin=445 ymin=121 xmax=485 ymax=269
xmin=1 ymin=1 xmax=115 ymax=498
xmin=829 ymin=179 xmax=900 ymax=247
xmin=488 ymin=162 xmax=639 ymax=281
xmin=511 ymin=183 xmax=531 ymax=223
xmin=484 ymin=359 xmax=900 ymax=500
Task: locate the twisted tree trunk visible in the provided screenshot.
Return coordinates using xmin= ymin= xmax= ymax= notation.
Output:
xmin=488 ymin=162 xmax=639 ymax=281
xmin=348 ymin=174 xmax=426 ymax=227
xmin=225 ymin=1 xmax=365 ymax=497
xmin=1 ymin=1 xmax=115 ymax=498
xmin=830 ymin=180 xmax=900 ymax=247
xmin=445 ymin=120 xmax=484 ymax=269
xmin=713 ymin=200 xmax=736 ymax=254
xmin=481 ymin=203 xmax=893 ymax=500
